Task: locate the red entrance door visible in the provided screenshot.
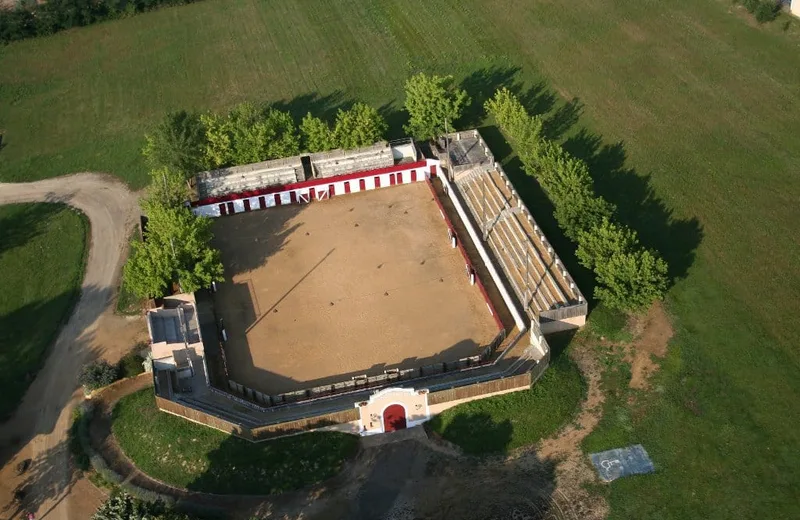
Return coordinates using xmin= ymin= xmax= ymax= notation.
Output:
xmin=344 ymin=181 xmax=351 ymax=194
xmin=359 ymin=178 xmax=366 ymax=191
xmin=383 ymin=404 xmax=407 ymax=432
xmin=219 ymin=203 xmax=227 ymax=216
xmin=374 ymin=176 xmax=381 ymax=188
xmin=243 ymin=199 xmax=251 ymax=212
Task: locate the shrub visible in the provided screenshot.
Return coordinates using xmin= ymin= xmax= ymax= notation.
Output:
xmin=754 ymin=1 xmax=779 ymax=23
xmin=79 ymin=360 xmax=118 ymax=391
xmin=69 ymin=407 xmax=90 ymax=472
xmin=118 ymin=351 xmax=145 ymax=378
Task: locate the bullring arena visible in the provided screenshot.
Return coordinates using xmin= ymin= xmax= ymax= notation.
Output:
xmin=146 ymin=133 xmax=588 ymax=439
xmin=212 ymin=182 xmax=500 ymax=395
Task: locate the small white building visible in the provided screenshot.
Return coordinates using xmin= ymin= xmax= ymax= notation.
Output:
xmin=146 ymin=293 xmax=207 ymax=396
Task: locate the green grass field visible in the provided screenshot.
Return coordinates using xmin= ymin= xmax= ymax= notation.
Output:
xmin=0 ymin=203 xmax=88 ymax=420
xmin=112 ymin=389 xmax=359 ymax=494
xmin=428 ymin=346 xmax=584 ymax=454
xmin=2 ymin=0 xmax=800 ymax=517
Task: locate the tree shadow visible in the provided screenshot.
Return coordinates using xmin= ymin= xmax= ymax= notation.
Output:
xmin=1 ymin=439 xmax=79 ymax=520
xmin=562 ymin=129 xmax=703 ymax=282
xmin=0 ymin=203 xmax=66 ymax=258
xmin=378 ymin=100 xmax=409 ymax=141
xmin=0 ymin=287 xmax=108 ymax=518
xmin=434 ymin=412 xmax=513 ymax=454
xmin=187 ymin=430 xmax=358 ymax=496
xmin=269 ymin=91 xmax=353 ymax=123
xmin=458 ymin=65 xmax=558 ymax=131
xmin=455 ymin=63 xmax=702 ymax=294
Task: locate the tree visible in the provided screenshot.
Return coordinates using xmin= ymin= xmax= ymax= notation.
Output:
xmin=331 ymin=103 xmax=387 ymax=149
xmin=592 ymin=248 xmax=668 ymax=312
xmin=201 ymin=104 xmax=300 ymax=168
xmin=577 ymin=219 xmax=668 ymax=312
xmin=261 ymin=108 xmax=301 ymax=159
xmin=200 ymin=112 xmax=233 ymax=169
xmin=142 ymin=111 xmax=207 ymax=174
xmin=300 ymin=113 xmax=334 ymax=152
xmin=575 ymin=219 xmax=637 ymax=270
xmin=403 ymin=73 xmax=470 ymax=140
xmin=228 ymin=101 xmax=267 ymax=165
xmin=146 ymin=167 xmax=191 ymax=208
xmin=92 ymin=492 xmax=188 ymax=520
xmin=123 ymin=203 xmax=224 ymax=298
xmin=79 ymin=361 xmax=118 ymax=391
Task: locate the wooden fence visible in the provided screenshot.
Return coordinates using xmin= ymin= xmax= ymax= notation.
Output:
xmin=155 ymin=396 xmax=253 ymax=440
xmin=427 ymin=371 xmax=532 ymax=406
xmin=250 ymin=408 xmax=359 ymax=441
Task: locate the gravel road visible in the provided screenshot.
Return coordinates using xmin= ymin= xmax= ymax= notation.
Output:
xmin=0 ymin=174 xmax=140 ymax=520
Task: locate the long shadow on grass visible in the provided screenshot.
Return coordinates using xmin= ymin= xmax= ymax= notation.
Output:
xmin=0 ymin=203 xmax=65 ymax=257
xmin=457 ymin=65 xmax=703 ymax=301
xmin=187 ymin=430 xmax=358 ymax=496
xmin=270 ymin=91 xmax=353 ymax=123
xmin=0 ymin=286 xmax=108 ymax=517
xmin=562 ymin=129 xmax=703 ymax=281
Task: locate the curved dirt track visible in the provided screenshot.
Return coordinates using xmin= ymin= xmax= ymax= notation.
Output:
xmin=0 ymin=174 xmax=142 ymax=520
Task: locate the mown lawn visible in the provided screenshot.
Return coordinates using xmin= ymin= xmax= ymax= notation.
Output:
xmin=0 ymin=203 xmax=88 ymax=420
xmin=3 ymin=1 xmax=800 ymax=517
xmin=428 ymin=347 xmax=585 ymax=455
xmin=112 ymin=389 xmax=359 ymax=494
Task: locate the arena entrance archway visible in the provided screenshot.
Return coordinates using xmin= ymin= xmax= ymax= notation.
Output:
xmin=383 ymin=404 xmax=407 ymax=432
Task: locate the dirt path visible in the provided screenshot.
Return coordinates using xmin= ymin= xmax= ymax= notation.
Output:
xmin=0 ymin=174 xmax=142 ymax=520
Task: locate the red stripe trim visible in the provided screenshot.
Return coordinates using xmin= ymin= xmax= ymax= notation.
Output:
xmin=193 ymin=160 xmax=428 ymax=207
xmin=426 ymin=179 xmax=505 ymax=332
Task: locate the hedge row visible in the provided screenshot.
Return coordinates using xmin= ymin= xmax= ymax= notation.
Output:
xmin=485 ymin=88 xmax=667 ymax=312
xmin=0 ymin=0 xmax=198 ymax=44
xmin=142 ymin=101 xmax=387 ymax=176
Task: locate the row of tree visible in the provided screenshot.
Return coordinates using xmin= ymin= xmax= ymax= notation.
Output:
xmin=0 ymin=0 xmax=198 ymax=44
xmin=122 ymin=167 xmax=223 ymax=299
xmin=126 ymin=100 xmax=393 ymax=299
xmin=142 ymin=101 xmax=389 ymax=176
xmin=126 ymin=73 xmax=667 ymax=311
xmin=485 ymin=88 xmax=667 ymax=312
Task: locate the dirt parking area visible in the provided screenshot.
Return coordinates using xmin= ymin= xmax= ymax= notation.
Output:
xmin=211 ymin=182 xmax=499 ymax=395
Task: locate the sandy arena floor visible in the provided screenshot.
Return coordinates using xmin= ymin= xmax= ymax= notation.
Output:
xmin=211 ymin=182 xmax=500 ymax=395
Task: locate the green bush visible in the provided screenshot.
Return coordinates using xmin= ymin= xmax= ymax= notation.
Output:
xmin=738 ymin=0 xmax=780 ymax=23
xmin=118 ymin=351 xmax=145 ymax=379
xmin=69 ymin=407 xmax=90 ymax=472
xmin=79 ymin=360 xmax=119 ymax=391
xmin=754 ymin=1 xmax=779 ymax=23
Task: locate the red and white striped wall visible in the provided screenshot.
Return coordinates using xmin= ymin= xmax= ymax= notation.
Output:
xmin=192 ymin=159 xmax=442 ymax=218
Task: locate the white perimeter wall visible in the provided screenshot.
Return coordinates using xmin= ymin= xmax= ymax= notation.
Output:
xmin=193 ymin=159 xmax=440 ymax=218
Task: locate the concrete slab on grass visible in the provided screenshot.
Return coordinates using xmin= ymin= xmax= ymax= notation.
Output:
xmin=589 ymin=444 xmax=655 ymax=482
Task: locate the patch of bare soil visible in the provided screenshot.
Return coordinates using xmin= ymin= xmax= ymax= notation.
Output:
xmin=627 ymin=301 xmax=673 ymax=390
xmin=529 ymin=343 xmax=608 ymax=520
